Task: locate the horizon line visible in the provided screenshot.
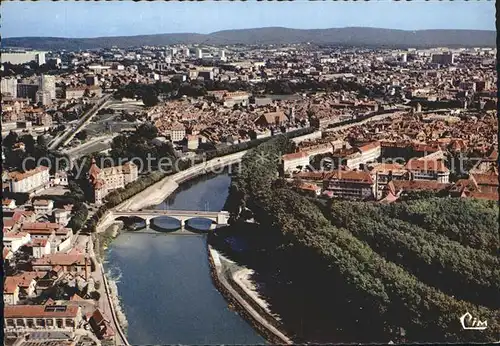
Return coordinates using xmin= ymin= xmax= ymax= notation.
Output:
xmin=3 ymin=26 xmax=495 ymax=40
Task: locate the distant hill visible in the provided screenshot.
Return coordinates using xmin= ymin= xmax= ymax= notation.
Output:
xmin=2 ymin=27 xmax=496 ymax=50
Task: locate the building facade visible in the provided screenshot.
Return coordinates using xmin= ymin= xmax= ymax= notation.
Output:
xmin=323 ymin=171 xmax=375 ymax=200
xmin=7 ymin=166 xmax=50 ymax=193
xmin=4 ymin=305 xmax=82 ymax=337
xmin=89 ymin=159 xmax=139 ymax=204
xmin=405 ymin=159 xmax=450 ymax=183
xmin=1 ymin=77 xmax=18 ymax=98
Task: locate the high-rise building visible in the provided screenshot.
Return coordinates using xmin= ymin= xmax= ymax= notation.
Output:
xmin=36 ymin=90 xmax=52 ymax=106
xmin=39 ymin=74 xmax=56 ymax=99
xmin=17 ymin=83 xmax=39 ymax=101
xmin=85 ymin=74 xmax=99 ymax=86
xmin=1 ymin=78 xmax=18 ymax=98
xmin=184 ymin=48 xmax=190 ymax=57
xmin=196 ymin=48 xmax=203 ymax=59
xmin=220 ymin=50 xmax=227 ymax=62
xmin=431 ymin=53 xmax=454 ymax=65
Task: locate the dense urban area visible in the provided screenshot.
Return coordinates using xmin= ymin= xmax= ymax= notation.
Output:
xmin=2 ymin=41 xmax=498 ymax=345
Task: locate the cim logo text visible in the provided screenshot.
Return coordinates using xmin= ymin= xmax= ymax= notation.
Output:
xmin=460 ymin=312 xmax=488 ymax=330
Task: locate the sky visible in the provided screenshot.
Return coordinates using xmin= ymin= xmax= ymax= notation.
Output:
xmin=2 ymin=1 xmax=495 ymax=38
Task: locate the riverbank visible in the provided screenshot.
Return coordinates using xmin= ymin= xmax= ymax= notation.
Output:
xmin=92 ymin=222 xmax=130 ymax=345
xmin=207 ymin=244 xmax=292 ymax=345
xmin=116 ymin=150 xmax=248 ymax=212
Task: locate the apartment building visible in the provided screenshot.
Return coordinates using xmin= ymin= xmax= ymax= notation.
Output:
xmin=345 ymin=141 xmax=381 ymax=169
xmin=282 ymin=152 xmax=310 ymax=174
xmin=166 ymin=123 xmax=186 ymax=142
xmin=31 ymin=253 xmax=91 ymax=278
xmin=4 ymin=305 xmax=82 ymax=336
xmin=33 ymin=199 xmax=54 ymax=214
xmin=370 ymin=163 xmax=409 ymax=199
xmin=6 ymin=166 xmax=50 ymax=193
xmin=405 ymin=159 xmax=450 ymax=183
xmin=323 ymin=170 xmax=375 ymax=200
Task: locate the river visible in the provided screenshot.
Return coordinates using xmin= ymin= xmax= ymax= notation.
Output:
xmin=105 ymin=171 xmax=266 ymax=345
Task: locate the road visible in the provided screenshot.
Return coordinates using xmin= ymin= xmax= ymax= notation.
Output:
xmin=63 ymin=135 xmax=115 ymax=160
xmin=49 ymin=94 xmax=113 ymax=150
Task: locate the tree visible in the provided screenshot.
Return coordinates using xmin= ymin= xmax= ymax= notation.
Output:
xmin=21 ymin=134 xmax=36 ymax=154
xmin=89 ymin=291 xmax=101 ymax=301
xmin=141 ymin=91 xmax=159 ymax=107
xmin=37 ymin=135 xmax=48 ymax=150
xmin=3 ymin=131 xmax=18 ymax=149
xmin=75 ymin=130 xmax=88 ymax=141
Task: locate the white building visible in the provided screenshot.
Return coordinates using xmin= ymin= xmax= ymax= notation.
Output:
xmin=282 ymin=152 xmax=310 ymax=174
xmin=2 ymin=199 xmax=16 ymax=210
xmin=167 ymin=123 xmax=186 ymax=142
xmin=220 ymin=50 xmax=227 ymax=62
xmin=39 ymin=74 xmax=56 ymax=99
xmin=196 ymin=48 xmax=203 ymax=59
xmin=186 ymin=135 xmax=199 ymax=150
xmin=36 ymin=90 xmax=52 ymax=106
xmin=3 ymin=232 xmax=31 ymax=253
xmin=1 ymin=77 xmax=18 ymax=98
xmin=31 ymin=239 xmax=51 ymax=259
xmin=405 ymin=159 xmax=450 ymax=183
xmin=1 ymin=51 xmax=46 ymax=66
xmin=346 ymin=141 xmax=382 ymax=169
xmin=33 ymin=199 xmax=54 ymax=214
xmin=7 ymin=166 xmax=50 ymax=193
xmin=53 ymin=208 xmax=71 ymax=226
xmin=4 ymin=305 xmax=83 ymax=336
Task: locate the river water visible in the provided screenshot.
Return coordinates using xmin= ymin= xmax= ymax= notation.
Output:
xmin=105 ymin=172 xmax=265 ymax=345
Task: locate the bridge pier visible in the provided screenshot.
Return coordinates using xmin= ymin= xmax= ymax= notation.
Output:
xmin=180 ymin=219 xmax=185 ymax=231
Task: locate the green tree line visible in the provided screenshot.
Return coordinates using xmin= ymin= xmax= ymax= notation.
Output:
xmin=382 ymin=198 xmax=499 ymax=254
xmin=328 ymin=200 xmax=500 ymax=309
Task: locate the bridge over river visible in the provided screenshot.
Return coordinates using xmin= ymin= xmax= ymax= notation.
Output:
xmin=112 ymin=209 xmax=230 ymax=230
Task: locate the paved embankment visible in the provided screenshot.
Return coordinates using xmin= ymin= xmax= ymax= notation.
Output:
xmin=116 ymin=150 xmax=248 ymax=212
xmin=207 ymin=245 xmax=292 ymax=345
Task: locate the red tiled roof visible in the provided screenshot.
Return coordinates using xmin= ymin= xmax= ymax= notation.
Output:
xmin=294 ymin=171 xmax=331 ymax=180
xmin=22 ymin=222 xmax=61 ymax=231
xmin=89 ymin=158 xmax=101 ymax=181
xmin=4 ymin=277 xmax=19 ymax=294
xmin=297 ymin=183 xmax=320 ymax=192
xmin=282 ymin=151 xmax=308 ymax=161
xmin=33 ymin=253 xmax=88 ymax=267
xmin=393 ymin=180 xmax=451 ymax=192
xmin=470 ymin=173 xmax=499 ymax=187
xmin=7 ymin=166 xmax=49 ymax=182
xmin=358 ymin=141 xmax=380 ymax=153
xmin=3 ymin=247 xmax=11 ymax=258
xmin=371 ymin=163 xmax=407 ymax=174
xmin=466 ymin=190 xmax=499 ymax=201
xmin=3 ymin=219 xmax=16 ymax=228
xmin=405 ymin=159 xmax=449 ymax=173
xmin=4 ymin=305 xmax=80 ymax=318
xmin=327 ymin=170 xmax=374 ymax=184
